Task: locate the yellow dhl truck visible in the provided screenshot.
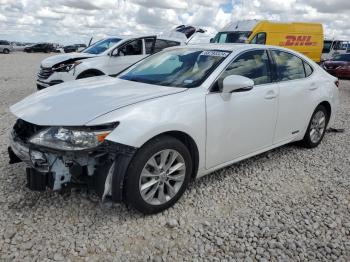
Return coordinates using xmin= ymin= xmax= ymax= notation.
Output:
xmin=211 ymin=20 xmax=324 ymax=63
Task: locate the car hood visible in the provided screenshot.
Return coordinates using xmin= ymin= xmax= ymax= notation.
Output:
xmin=41 ymin=53 xmax=97 ymax=67
xmin=10 ymin=76 xmax=187 ymax=126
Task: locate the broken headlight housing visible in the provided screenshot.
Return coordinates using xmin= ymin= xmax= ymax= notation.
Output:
xmin=29 ymin=124 xmax=117 ymax=151
xmin=52 ymin=61 xmax=82 ymax=72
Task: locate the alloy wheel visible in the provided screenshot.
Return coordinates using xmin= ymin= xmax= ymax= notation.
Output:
xmin=139 ymin=149 xmax=186 ymax=205
xmin=309 ymin=110 xmax=326 ymax=144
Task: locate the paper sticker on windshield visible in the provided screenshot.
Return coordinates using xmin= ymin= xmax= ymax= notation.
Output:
xmin=200 ymin=51 xmax=229 ymax=57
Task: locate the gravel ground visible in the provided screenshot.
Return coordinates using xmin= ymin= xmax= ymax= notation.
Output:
xmin=0 ymin=52 xmax=349 ymax=261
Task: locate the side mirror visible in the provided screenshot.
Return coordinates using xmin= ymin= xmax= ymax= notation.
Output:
xmin=222 ymin=75 xmax=254 ymax=93
xmin=209 ymin=38 xmax=214 ymax=43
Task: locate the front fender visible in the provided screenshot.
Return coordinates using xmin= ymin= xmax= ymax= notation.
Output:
xmin=86 ymin=89 xmax=207 ymax=170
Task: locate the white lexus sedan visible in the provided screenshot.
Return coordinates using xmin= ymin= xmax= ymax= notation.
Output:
xmin=8 ymin=44 xmax=339 ymax=214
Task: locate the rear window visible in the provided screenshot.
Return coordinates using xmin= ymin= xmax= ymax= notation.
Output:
xmin=304 ymin=62 xmax=313 ymax=77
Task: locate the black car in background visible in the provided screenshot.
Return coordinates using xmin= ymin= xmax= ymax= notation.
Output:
xmin=63 ymin=44 xmax=87 ymax=53
xmin=24 ymin=43 xmax=54 ymax=53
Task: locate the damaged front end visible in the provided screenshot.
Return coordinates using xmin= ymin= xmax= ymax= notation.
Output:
xmin=8 ymin=119 xmax=136 ymax=202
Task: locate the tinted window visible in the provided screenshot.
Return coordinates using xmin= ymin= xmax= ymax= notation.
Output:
xmin=271 ymin=50 xmax=305 ymax=81
xmin=217 ymin=50 xmax=272 ymax=90
xmin=323 ymin=40 xmax=332 ymax=53
xmin=119 ymin=39 xmax=142 ymax=55
xmin=145 ymin=38 xmax=155 ymax=54
xmin=154 ymin=39 xmax=180 ymax=53
xmin=304 ymin=62 xmax=313 ymax=77
xmin=333 ymin=41 xmax=347 ymax=51
xmin=165 ymin=40 xmax=180 ymax=48
xmin=251 ymin=33 xmax=266 ymax=45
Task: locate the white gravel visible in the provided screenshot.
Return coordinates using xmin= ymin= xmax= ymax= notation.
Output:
xmin=0 ymin=52 xmax=349 ymax=261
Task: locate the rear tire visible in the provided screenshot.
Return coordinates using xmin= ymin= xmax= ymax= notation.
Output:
xmin=299 ymin=105 xmax=329 ymax=148
xmin=125 ymin=135 xmax=192 ymax=214
xmin=3 ymin=49 xmax=9 ymax=54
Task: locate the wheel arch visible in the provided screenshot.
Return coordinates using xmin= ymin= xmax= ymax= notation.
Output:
xmin=139 ymin=131 xmax=200 ymax=180
xmin=76 ymin=68 xmax=105 ymax=79
xmin=318 ymin=101 xmax=332 ymax=121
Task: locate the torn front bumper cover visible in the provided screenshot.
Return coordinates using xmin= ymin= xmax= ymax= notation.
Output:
xmin=8 ymin=131 xmax=54 ymax=191
xmin=8 ymin=127 xmax=136 ymax=202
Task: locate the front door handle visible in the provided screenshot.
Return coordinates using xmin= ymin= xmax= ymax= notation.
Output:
xmin=265 ymin=90 xmax=277 ymax=99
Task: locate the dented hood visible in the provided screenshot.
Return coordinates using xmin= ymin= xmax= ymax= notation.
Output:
xmin=41 ymin=52 xmax=96 ymax=67
xmin=10 ymin=76 xmax=187 ymax=126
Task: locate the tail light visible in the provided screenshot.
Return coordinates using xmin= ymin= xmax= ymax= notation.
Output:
xmin=335 ymin=79 xmax=339 ymax=88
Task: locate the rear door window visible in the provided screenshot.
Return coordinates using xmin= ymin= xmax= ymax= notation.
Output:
xmin=145 ymin=38 xmax=155 ymax=54
xmin=154 ymin=39 xmax=180 ymax=53
xmin=271 ymin=50 xmax=306 ymax=81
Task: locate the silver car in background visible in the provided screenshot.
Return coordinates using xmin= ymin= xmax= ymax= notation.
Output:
xmin=0 ymin=40 xmax=13 ymax=54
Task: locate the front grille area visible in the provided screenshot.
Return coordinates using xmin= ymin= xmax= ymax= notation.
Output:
xmin=13 ymin=119 xmax=46 ymax=142
xmin=37 ymin=66 xmax=53 ymax=80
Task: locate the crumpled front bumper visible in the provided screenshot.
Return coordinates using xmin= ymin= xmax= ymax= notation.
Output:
xmin=8 ymin=132 xmax=31 ymax=164
xmin=9 ymin=130 xmax=49 ymax=170
xmin=8 ymin=120 xmax=137 ymax=202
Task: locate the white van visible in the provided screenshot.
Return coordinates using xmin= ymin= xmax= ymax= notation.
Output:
xmin=322 ymin=40 xmax=350 ymax=61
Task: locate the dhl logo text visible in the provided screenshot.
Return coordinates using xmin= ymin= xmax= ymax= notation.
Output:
xmin=280 ymin=35 xmax=317 ymax=46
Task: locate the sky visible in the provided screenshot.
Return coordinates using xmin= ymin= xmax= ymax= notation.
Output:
xmin=0 ymin=0 xmax=349 ymax=45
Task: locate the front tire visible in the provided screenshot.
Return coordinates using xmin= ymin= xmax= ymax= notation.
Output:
xmin=3 ymin=48 xmax=9 ymax=54
xmin=125 ymin=135 xmax=192 ymax=214
xmin=299 ymin=105 xmax=329 ymax=148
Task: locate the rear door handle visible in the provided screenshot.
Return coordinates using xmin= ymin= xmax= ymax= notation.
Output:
xmin=265 ymin=90 xmax=277 ymax=99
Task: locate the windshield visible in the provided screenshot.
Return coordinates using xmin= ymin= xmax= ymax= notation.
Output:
xmin=119 ymin=48 xmax=230 ymax=88
xmin=323 ymin=41 xmax=333 ymax=53
xmin=82 ymin=37 xmax=121 ymax=54
xmin=213 ymin=31 xmax=251 ymax=43
xmin=332 ymin=54 xmax=350 ymax=61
